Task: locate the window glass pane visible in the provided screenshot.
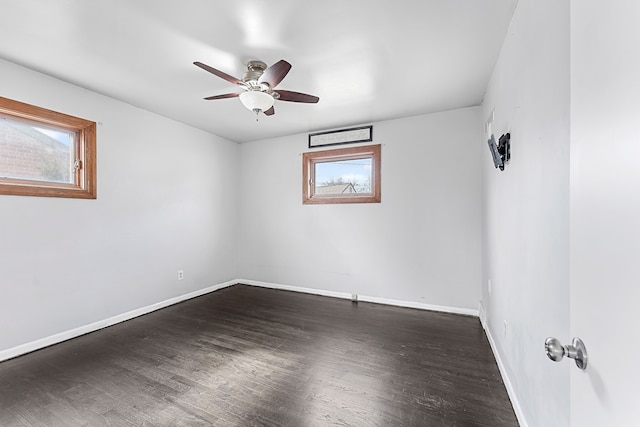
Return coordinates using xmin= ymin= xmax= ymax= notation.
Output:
xmin=0 ymin=116 xmax=75 ymax=184
xmin=314 ymin=157 xmax=372 ymax=195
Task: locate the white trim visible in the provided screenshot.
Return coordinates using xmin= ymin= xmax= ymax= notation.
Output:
xmin=239 ymin=279 xmax=352 ymax=300
xmin=1 ymin=278 xmax=522 ymax=426
xmin=1 ymin=279 xmax=477 ymax=362
xmin=2 ymin=277 xmax=521 ymax=427
xmin=0 ymin=280 xmax=236 ymax=363
xmin=483 ymin=320 xmax=529 ymax=427
xmin=238 ymin=279 xmax=479 ymax=317
xmin=358 ymin=294 xmax=478 ymax=317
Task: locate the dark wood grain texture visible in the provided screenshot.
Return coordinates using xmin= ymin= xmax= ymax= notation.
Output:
xmin=0 ymin=285 xmax=518 ymax=426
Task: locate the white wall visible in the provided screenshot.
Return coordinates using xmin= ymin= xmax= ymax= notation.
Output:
xmin=238 ymin=108 xmax=483 ymax=311
xmin=570 ymin=1 xmax=640 ymax=425
xmin=481 ymin=0 xmax=570 ymax=426
xmin=0 ymin=59 xmax=239 ymax=355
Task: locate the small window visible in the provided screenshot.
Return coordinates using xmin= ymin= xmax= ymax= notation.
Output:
xmin=303 ymin=144 xmax=381 ymax=204
xmin=0 ymin=96 xmax=96 ymax=199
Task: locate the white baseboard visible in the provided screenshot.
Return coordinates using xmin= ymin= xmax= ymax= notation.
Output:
xmin=482 ymin=315 xmax=529 ymax=427
xmin=238 ymin=279 xmax=479 ymax=317
xmin=2 ymin=279 xmax=475 ymax=362
xmin=239 ymin=279 xmax=352 ymax=300
xmin=358 ymin=294 xmax=478 ymax=317
xmin=0 ymin=280 xmax=236 ymax=363
xmin=2 ymin=279 xmax=523 ymax=426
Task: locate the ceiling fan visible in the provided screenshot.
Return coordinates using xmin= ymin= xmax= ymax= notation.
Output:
xmin=194 ymin=59 xmax=319 ymax=118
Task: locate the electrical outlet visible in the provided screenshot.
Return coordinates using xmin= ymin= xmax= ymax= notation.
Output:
xmin=351 ymin=294 xmax=358 ymax=303
xmin=177 ymin=270 xmax=184 ymax=280
xmin=488 ymin=279 xmax=492 ymax=295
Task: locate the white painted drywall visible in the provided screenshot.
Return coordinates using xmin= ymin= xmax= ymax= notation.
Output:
xmin=238 ymin=108 xmax=483 ymax=310
xmin=570 ymin=1 xmax=640 ymax=425
xmin=481 ymin=0 xmax=570 ymax=425
xmin=0 ymin=59 xmax=239 ymax=353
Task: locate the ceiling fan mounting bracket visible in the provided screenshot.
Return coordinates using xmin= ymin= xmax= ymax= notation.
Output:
xmin=243 ymin=60 xmax=268 ymax=83
xmin=246 ymin=60 xmax=267 ymax=71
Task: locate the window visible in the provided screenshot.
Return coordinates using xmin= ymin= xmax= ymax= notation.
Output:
xmin=303 ymin=144 xmax=381 ymax=204
xmin=0 ymin=96 xmax=96 ymax=199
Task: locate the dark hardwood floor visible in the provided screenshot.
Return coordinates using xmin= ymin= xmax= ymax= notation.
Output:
xmin=0 ymin=285 xmax=518 ymax=426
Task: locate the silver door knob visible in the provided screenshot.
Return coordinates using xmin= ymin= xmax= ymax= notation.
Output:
xmin=545 ymin=337 xmax=588 ymax=370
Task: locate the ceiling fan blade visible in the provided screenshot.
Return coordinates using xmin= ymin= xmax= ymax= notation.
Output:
xmin=258 ymin=60 xmax=291 ymax=88
xmin=276 ymin=90 xmax=319 ymax=103
xmin=194 ymin=61 xmax=242 ymax=85
xmin=203 ymin=93 xmax=240 ymax=100
xmin=263 ymin=106 xmax=275 ymax=116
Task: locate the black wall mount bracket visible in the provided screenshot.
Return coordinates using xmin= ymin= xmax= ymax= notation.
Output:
xmin=488 ymin=132 xmax=511 ymax=171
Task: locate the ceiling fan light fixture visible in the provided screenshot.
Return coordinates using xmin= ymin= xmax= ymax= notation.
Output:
xmin=239 ymin=90 xmax=274 ymax=113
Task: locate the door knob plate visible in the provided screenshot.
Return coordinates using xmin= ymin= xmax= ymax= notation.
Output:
xmin=570 ymin=337 xmax=588 ymax=370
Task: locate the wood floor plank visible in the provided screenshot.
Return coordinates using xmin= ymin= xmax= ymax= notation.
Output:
xmin=0 ymin=284 xmax=518 ymax=426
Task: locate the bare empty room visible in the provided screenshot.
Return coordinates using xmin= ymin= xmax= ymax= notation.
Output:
xmin=1 ymin=1 xmax=639 ymax=426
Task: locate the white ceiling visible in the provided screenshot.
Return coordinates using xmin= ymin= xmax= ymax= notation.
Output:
xmin=0 ymin=0 xmax=517 ymax=143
